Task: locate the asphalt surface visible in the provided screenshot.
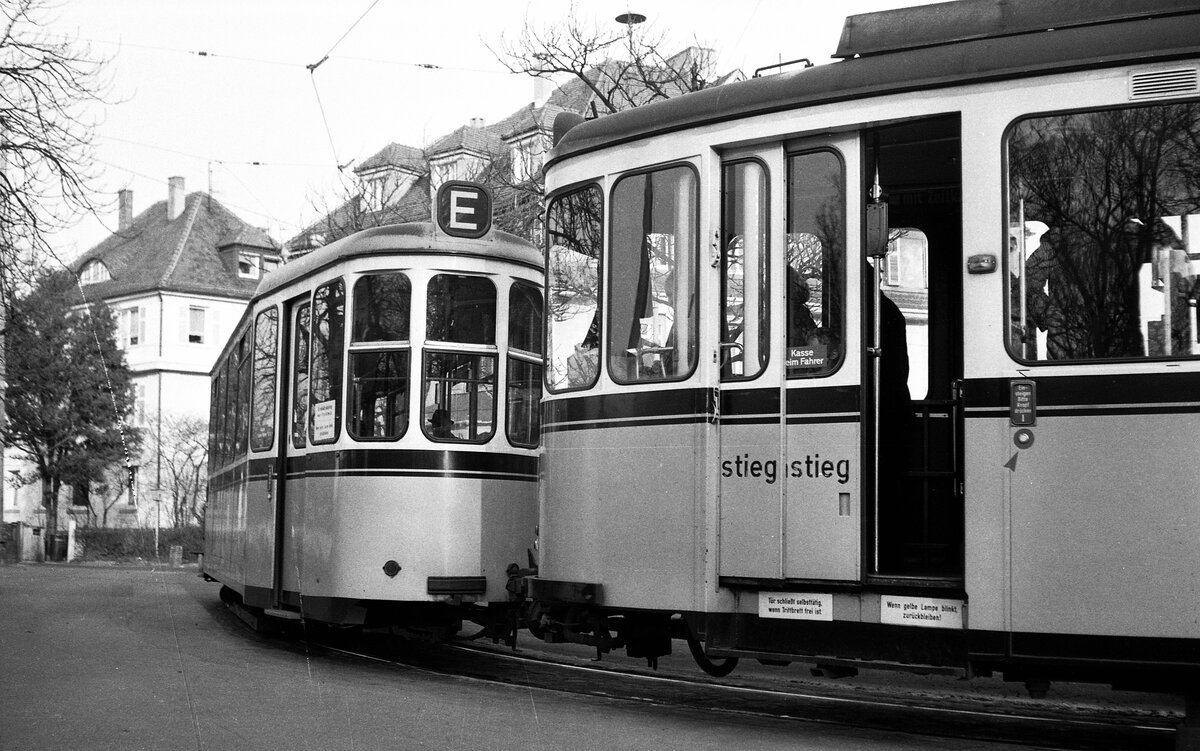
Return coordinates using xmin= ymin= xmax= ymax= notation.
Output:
xmin=0 ymin=562 xmax=1185 ymax=751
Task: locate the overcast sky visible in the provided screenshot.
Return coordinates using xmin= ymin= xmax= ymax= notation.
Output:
xmin=46 ymin=0 xmax=928 ymax=257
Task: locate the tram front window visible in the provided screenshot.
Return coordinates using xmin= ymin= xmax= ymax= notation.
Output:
xmin=423 ymin=274 xmax=497 ymax=442
xmin=609 ymin=165 xmax=698 ymax=383
xmin=349 ymin=273 xmax=411 ymax=440
xmin=507 ymin=281 xmax=543 ymax=447
xmin=546 ymin=184 xmax=603 ymax=392
xmin=1007 ymin=101 xmax=1200 ymax=362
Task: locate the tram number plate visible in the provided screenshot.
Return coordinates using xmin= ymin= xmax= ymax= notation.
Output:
xmin=759 ymin=592 xmax=832 ymax=621
xmin=880 ymin=595 xmax=964 ymax=629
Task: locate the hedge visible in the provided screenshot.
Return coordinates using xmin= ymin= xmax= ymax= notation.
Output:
xmin=75 ymin=526 xmax=204 ymax=562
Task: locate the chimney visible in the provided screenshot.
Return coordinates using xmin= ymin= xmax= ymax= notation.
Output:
xmin=469 ymin=117 xmax=485 ymax=129
xmin=167 ymin=176 xmax=186 ymax=221
xmin=118 ymin=189 xmax=133 ymax=231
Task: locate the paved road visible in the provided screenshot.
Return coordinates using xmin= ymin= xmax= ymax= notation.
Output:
xmin=0 ymin=563 xmax=1177 ymax=751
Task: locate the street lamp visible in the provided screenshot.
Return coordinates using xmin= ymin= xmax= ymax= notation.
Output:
xmin=615 ymin=11 xmax=646 ymax=25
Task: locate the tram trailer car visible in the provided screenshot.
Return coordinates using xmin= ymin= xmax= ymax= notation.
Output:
xmin=204 ymin=210 xmax=544 ymax=637
xmin=530 ymin=0 xmax=1200 ymax=695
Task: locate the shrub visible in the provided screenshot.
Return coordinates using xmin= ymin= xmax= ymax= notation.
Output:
xmin=76 ymin=526 xmax=204 ymax=562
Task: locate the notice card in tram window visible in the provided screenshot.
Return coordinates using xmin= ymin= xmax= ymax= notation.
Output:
xmin=312 ymin=400 xmax=336 ymax=442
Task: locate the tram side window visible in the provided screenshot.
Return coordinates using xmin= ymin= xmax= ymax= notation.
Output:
xmin=209 ymin=370 xmax=224 ymax=466
xmin=721 ymin=160 xmax=770 ymax=380
xmin=349 ymin=273 xmax=411 ymax=440
xmin=250 ymin=307 xmax=278 ymax=452
xmin=609 ymin=165 xmax=698 ymax=383
xmin=1007 ymin=101 xmax=1200 ymax=362
xmin=208 ymin=373 xmax=220 ymax=465
xmin=310 ymin=279 xmax=345 ymax=444
xmin=507 ymin=281 xmax=543 ymax=447
xmin=424 ymin=274 xmax=497 ymax=442
xmin=546 ymin=184 xmax=603 ymax=392
xmin=786 ymin=150 xmax=845 ymax=377
xmin=235 ymin=334 xmax=250 ymax=455
xmin=291 ymin=303 xmax=310 ymax=449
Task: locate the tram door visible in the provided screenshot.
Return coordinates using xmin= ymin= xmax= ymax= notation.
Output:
xmin=717 ymin=158 xmax=784 ymax=579
xmin=717 ymin=139 xmax=863 ymax=583
xmin=272 ymin=295 xmax=310 ymax=605
xmin=864 ymin=116 xmax=964 ymax=581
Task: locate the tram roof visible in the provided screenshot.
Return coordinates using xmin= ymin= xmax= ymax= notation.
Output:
xmin=255 ymin=222 xmax=543 ymax=300
xmin=547 ymin=1 xmax=1200 ymax=168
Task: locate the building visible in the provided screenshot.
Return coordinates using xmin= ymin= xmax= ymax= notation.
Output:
xmin=2 ymin=177 xmax=281 ymax=531
xmin=288 ymin=47 xmax=741 ymax=253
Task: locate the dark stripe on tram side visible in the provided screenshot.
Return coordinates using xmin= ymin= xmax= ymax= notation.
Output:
xmin=720 ymin=385 xmax=861 ymax=426
xmin=543 ymin=387 xmax=714 ymax=433
xmin=286 ymin=448 xmax=538 ymax=482
xmin=962 ymin=372 xmax=1200 ymax=418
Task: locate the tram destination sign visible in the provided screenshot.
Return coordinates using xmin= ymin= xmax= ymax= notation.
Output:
xmin=436 ymin=180 xmax=492 ymax=239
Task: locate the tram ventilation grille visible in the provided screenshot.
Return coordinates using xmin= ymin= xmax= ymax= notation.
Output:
xmin=1129 ymin=68 xmax=1198 ymax=100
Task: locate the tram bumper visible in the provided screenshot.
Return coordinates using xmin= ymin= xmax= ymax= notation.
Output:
xmin=526 ymin=577 xmax=602 ymax=605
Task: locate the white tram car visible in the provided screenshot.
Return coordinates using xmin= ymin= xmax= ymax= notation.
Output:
xmin=205 ymin=188 xmax=542 ymax=635
xmin=529 ymin=0 xmax=1200 ymax=691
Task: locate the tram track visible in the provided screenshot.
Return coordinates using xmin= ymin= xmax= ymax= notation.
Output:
xmin=293 ymin=627 xmax=1179 ymax=751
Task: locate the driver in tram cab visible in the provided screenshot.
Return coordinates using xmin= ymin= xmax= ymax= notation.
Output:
xmin=428 ymin=408 xmax=455 ymax=439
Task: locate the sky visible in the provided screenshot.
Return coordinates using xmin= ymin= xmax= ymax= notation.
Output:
xmin=42 ymin=0 xmax=929 ymax=259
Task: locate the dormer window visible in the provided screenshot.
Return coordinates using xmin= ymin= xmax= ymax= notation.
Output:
xmin=80 ymin=260 xmax=110 ymax=284
xmin=238 ymin=253 xmax=261 ymax=279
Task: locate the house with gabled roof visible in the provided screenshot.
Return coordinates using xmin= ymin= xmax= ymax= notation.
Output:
xmin=5 ymin=177 xmax=282 ymax=532
xmin=288 ymin=46 xmax=741 ymax=256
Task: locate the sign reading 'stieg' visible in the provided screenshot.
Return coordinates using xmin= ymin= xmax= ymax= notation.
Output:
xmin=436 ymin=181 xmax=492 ymax=239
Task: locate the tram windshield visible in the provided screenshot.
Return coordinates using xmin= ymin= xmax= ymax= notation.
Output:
xmin=608 ymin=165 xmax=698 ymax=383
xmin=546 ymin=185 xmax=603 ymax=392
xmin=1007 ymin=101 xmax=1200 ymax=361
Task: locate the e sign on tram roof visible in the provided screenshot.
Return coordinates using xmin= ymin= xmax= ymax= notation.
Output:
xmin=436 ymin=181 xmax=492 ymax=239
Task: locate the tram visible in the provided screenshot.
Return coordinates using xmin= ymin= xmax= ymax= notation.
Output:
xmin=204 ymin=182 xmax=543 ymax=636
xmin=529 ymin=0 xmax=1200 ymax=692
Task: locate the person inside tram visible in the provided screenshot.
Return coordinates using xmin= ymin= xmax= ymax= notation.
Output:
xmin=428 ymin=408 xmax=455 ymax=439
xmin=787 ymin=267 xmax=819 ymax=347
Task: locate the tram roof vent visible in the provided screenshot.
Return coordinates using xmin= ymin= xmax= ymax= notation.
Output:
xmin=1129 ymin=67 xmax=1199 ymax=100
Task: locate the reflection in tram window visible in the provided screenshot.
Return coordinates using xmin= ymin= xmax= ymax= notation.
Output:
xmin=423 ymin=352 xmax=496 ymax=442
xmin=721 ymin=160 xmax=769 ymax=380
xmin=786 ymin=150 xmax=844 ymax=377
xmin=291 ymin=302 xmax=310 ymax=449
xmin=353 ymin=273 xmax=410 ymax=341
xmin=546 ymin=185 xmax=603 ymax=392
xmin=349 ymin=273 xmax=411 ymax=440
xmin=310 ymin=279 xmax=345 ymax=444
xmin=250 ymin=307 xmax=278 ymax=452
xmin=234 ymin=334 xmax=250 ymax=455
xmin=609 ymin=166 xmax=698 ymax=383
xmin=1007 ymin=101 xmax=1200 ymax=362
xmin=426 ymin=274 xmax=496 ymax=344
xmin=507 ymin=282 xmax=543 ymax=447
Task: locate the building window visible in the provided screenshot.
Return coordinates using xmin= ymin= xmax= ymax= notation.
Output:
xmin=72 ymin=482 xmax=90 ymax=507
xmin=188 ymin=306 xmax=206 ymax=344
xmin=131 ymin=382 xmax=147 ymax=425
xmin=238 ymin=253 xmax=261 ymax=279
xmin=80 ymin=260 xmax=110 ymax=284
xmin=119 ymin=307 xmax=145 ymax=347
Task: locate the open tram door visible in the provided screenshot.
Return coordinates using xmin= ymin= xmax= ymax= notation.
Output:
xmin=863 ymin=116 xmax=964 ymax=584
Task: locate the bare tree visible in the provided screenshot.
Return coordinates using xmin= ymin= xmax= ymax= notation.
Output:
xmin=0 ymin=0 xmax=107 ymax=282
xmin=489 ymin=5 xmax=723 ymax=116
xmin=300 ymin=168 xmax=429 ymax=250
xmin=154 ymin=413 xmax=208 ymax=528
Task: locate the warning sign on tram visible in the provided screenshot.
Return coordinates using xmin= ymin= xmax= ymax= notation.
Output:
xmin=759 ymin=592 xmax=833 ymax=621
xmin=435 ymin=181 xmax=492 ymax=239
